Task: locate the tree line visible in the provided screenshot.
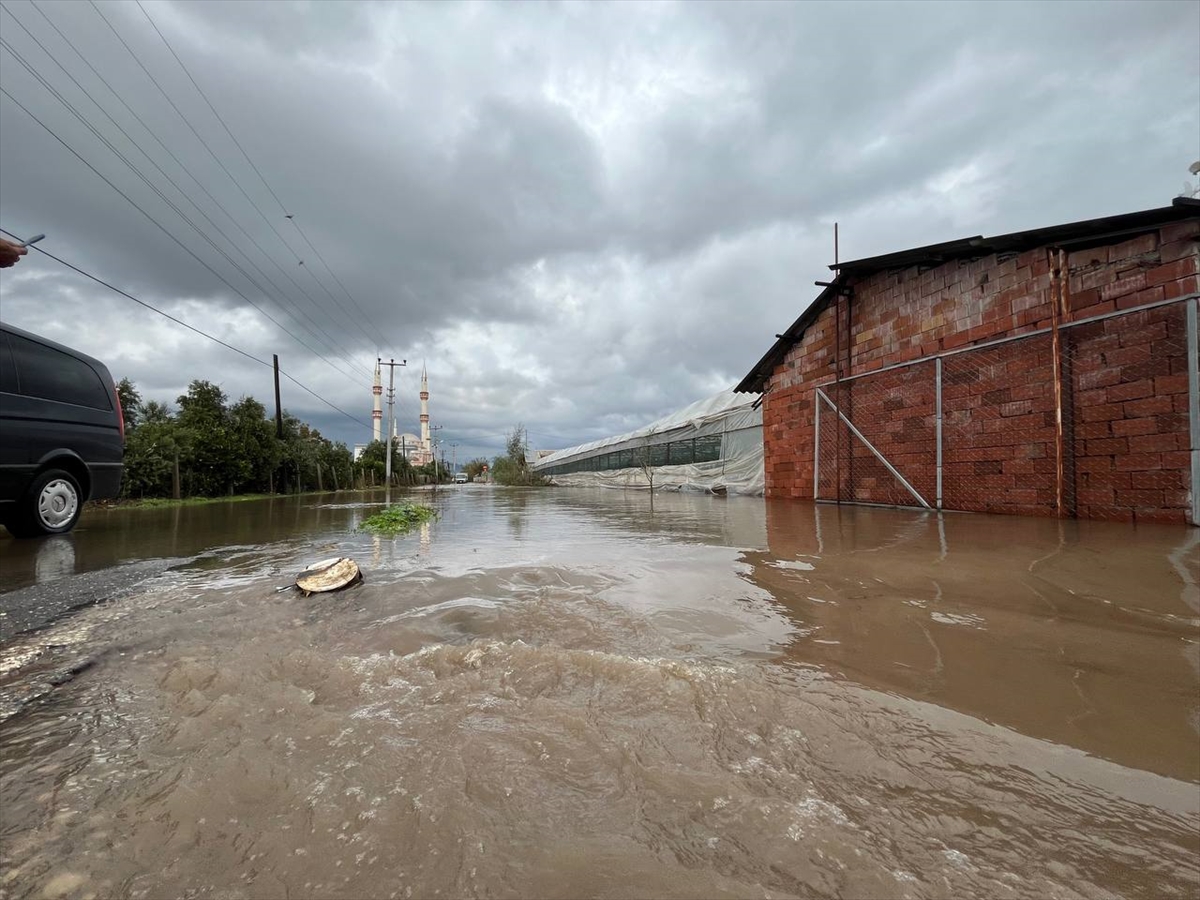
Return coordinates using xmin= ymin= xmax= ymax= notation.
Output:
xmin=488 ymin=425 xmax=547 ymax=486
xmin=116 ymin=377 xmax=448 ymax=500
xmin=354 ymin=438 xmax=449 ymax=486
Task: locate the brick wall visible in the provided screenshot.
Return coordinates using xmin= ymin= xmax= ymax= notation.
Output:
xmin=940 ymin=336 xmax=1059 ymax=516
xmin=763 ymin=220 xmax=1199 ymax=522
xmin=1065 ymin=304 xmax=1192 ymax=523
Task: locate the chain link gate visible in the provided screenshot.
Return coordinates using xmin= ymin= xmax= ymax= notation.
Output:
xmin=812 ymin=296 xmax=1199 ymax=522
xmin=814 ymin=360 xmax=937 ymax=509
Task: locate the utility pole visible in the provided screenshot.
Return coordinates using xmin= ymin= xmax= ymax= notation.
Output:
xmin=272 ymin=354 xmax=283 ymax=439
xmin=451 ymin=442 xmax=458 ymax=476
xmin=378 ymin=358 xmax=406 ymax=485
xmin=430 ymin=425 xmax=443 ymax=482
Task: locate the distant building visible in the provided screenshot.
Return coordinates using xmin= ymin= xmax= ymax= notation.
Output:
xmin=395 ymin=431 xmax=423 ymax=462
xmin=367 ymin=362 xmax=436 ymax=465
xmin=736 ymin=198 xmax=1200 ymax=524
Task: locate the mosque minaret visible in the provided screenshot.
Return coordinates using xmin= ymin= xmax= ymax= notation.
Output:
xmin=359 ymin=361 xmax=432 ymax=465
xmin=420 ymin=363 xmax=431 ymax=462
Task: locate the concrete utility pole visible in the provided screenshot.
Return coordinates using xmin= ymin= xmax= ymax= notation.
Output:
xmin=451 ymin=442 xmax=458 ymax=475
xmin=379 ymin=358 xmax=406 ymax=484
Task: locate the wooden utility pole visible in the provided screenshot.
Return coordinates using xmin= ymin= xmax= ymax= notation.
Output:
xmin=273 ymin=354 xmax=284 ymax=439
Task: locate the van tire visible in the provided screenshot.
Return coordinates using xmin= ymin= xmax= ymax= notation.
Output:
xmin=8 ymin=469 xmax=83 ymax=538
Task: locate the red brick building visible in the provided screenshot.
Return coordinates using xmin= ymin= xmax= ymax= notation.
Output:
xmin=736 ymin=199 xmax=1200 ymax=525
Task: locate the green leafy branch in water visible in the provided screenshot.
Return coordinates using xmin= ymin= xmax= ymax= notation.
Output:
xmin=359 ymin=503 xmax=437 ymax=536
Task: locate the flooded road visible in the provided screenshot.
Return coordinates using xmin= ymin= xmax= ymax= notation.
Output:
xmin=1 ymin=488 xmax=1197 ymax=899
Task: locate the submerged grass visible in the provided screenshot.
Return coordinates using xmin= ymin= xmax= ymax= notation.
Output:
xmin=108 ymin=494 xmax=280 ymax=509
xmin=94 ymin=491 xmax=341 ymax=510
xmin=359 ymin=502 xmax=437 ymax=536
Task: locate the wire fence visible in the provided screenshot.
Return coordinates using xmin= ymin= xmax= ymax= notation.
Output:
xmin=814 ymin=297 xmax=1198 ymax=523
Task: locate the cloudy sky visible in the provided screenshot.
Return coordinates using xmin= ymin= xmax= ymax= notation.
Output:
xmin=1 ymin=0 xmax=1197 ymax=463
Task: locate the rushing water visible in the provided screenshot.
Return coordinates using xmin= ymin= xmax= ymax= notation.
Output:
xmin=1 ymin=488 xmax=1197 ymax=899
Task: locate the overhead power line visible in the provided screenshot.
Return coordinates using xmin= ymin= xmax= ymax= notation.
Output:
xmin=0 ymin=74 xmax=368 ymax=391
xmin=0 ymin=227 xmax=372 ymax=430
xmin=131 ymin=0 xmax=390 ymax=350
xmin=78 ymin=0 xmax=382 ymax=359
xmin=0 ymin=7 xmax=371 ymax=383
xmin=24 ymin=0 xmax=369 ymax=371
xmin=84 ymin=0 xmax=382 ymax=356
xmin=84 ymin=1 xmax=298 ymax=259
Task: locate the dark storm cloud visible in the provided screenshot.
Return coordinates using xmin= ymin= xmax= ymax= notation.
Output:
xmin=2 ymin=0 xmax=1197 ymax=463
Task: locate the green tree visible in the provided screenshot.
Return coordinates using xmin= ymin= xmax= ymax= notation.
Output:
xmin=417 ymin=458 xmax=449 ymax=483
xmin=464 ymin=457 xmax=489 ymax=480
xmin=113 ymin=376 xmax=356 ymax=500
xmin=229 ymin=395 xmax=279 ymax=493
xmin=491 ymin=424 xmax=546 ymax=486
xmin=122 ymin=415 xmax=183 ymax=498
xmin=388 ymin=441 xmax=417 ymax=485
xmin=276 ymin=412 xmax=313 ymax=493
xmin=355 ymin=440 xmax=387 ymax=486
xmin=116 ymin=377 xmax=141 ymax=434
xmin=319 ymin=440 xmax=354 ymax=491
xmin=141 ymin=399 xmax=172 ymax=424
xmin=355 ymin=438 xmax=422 ymax=487
xmin=176 ymin=380 xmax=238 ymax=496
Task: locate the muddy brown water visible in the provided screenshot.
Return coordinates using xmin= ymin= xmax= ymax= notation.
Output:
xmin=0 ymin=487 xmax=1197 ymax=899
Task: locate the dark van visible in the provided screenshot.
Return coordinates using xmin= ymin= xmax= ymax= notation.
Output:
xmin=0 ymin=322 xmax=124 ymax=537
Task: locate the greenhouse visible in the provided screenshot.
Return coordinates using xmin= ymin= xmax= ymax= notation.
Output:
xmin=531 ymin=390 xmax=763 ymax=495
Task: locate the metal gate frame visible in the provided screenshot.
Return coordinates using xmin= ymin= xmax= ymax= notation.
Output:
xmin=812 ymin=385 xmax=933 ymax=509
xmin=812 ymin=294 xmax=1200 ymax=524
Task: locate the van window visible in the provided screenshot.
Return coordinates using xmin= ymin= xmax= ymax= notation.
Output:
xmin=0 ymin=335 xmax=17 ymax=393
xmin=7 ymin=333 xmax=112 ymax=410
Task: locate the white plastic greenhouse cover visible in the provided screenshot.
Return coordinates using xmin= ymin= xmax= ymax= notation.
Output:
xmin=531 ymin=389 xmax=764 ymax=496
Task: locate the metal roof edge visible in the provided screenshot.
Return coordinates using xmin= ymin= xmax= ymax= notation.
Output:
xmin=734 ymin=278 xmax=844 ymax=393
xmin=830 ymin=201 xmax=1199 ymax=275
xmin=734 ymin=198 xmax=1200 ymax=395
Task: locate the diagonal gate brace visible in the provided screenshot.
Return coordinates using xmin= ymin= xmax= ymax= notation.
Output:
xmin=815 ymin=387 xmax=932 ymax=510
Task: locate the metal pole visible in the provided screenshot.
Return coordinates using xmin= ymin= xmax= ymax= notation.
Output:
xmin=385 ymin=358 xmax=395 ymax=486
xmin=1051 ymin=249 xmax=1066 ymax=517
xmin=1187 ymin=297 xmax=1199 ymax=527
xmin=835 ymin=298 xmax=842 ymax=504
xmin=813 ymin=388 xmax=822 ymax=500
xmin=935 ymin=357 xmax=943 ymax=510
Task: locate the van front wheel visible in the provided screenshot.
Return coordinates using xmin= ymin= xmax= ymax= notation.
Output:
xmin=9 ymin=469 xmax=83 ymax=538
